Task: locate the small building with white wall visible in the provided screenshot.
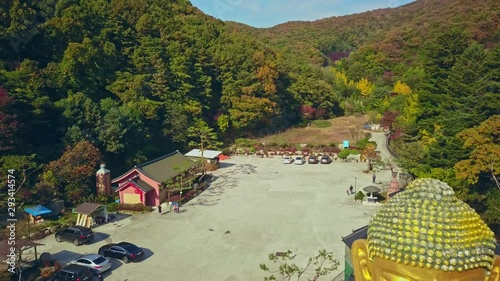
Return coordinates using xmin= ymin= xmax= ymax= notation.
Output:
xmin=184 ymin=149 xmax=222 ymax=168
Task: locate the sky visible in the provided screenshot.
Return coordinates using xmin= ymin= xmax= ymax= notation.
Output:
xmin=190 ymin=0 xmax=416 ymax=28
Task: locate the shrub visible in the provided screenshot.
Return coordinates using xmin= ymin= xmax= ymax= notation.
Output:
xmin=364 ymin=132 xmax=372 ymax=139
xmin=235 ymin=138 xmax=256 ymax=148
xmin=169 ymin=195 xmax=182 ymax=202
xmin=107 ymin=202 xmax=118 ymax=213
xmin=183 ymin=189 xmax=198 ymax=202
xmin=350 ymin=149 xmax=360 ymax=155
xmin=311 ymin=120 xmax=331 ymax=128
xmin=355 ymin=191 xmax=365 ymax=201
xmin=338 ymin=149 xmax=351 ymax=159
xmin=116 ymin=203 xmax=152 ymax=213
xmin=279 ymin=142 xmax=289 ymax=148
xmin=355 ymin=138 xmax=370 ymax=149
xmin=268 ymin=142 xmax=279 ymax=148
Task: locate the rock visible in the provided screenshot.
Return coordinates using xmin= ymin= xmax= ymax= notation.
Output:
xmin=21 ymin=235 xmax=27 ymax=240
xmin=29 ymin=232 xmax=38 ymax=239
xmin=44 ymin=229 xmax=51 ymax=235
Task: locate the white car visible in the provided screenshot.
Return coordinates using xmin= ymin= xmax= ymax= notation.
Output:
xmin=68 ymin=254 xmax=112 ymax=274
xmin=294 ymin=156 xmax=306 ymax=165
xmin=282 ymin=156 xmax=294 ymax=164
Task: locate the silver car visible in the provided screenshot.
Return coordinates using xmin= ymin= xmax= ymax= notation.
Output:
xmin=68 ymin=254 xmax=112 ymax=274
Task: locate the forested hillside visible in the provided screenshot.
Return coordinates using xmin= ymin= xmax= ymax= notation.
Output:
xmin=0 ymin=0 xmax=499 ymax=235
xmin=0 ymin=0 xmax=338 ymax=204
xmin=232 ymin=0 xmax=500 ymax=234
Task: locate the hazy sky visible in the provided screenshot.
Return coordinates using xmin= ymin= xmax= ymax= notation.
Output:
xmin=190 ymin=0 xmax=416 ymax=28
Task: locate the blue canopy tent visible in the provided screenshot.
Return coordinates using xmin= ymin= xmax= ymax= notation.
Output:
xmin=24 ymin=205 xmax=52 ymax=223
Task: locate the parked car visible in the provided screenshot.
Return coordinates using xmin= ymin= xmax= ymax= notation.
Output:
xmin=320 ymin=155 xmax=332 ymax=164
xmin=282 ymin=156 xmax=294 ymax=164
xmin=294 ymin=156 xmax=306 ymax=165
xmin=98 ymin=242 xmax=144 ymax=263
xmin=308 ymin=155 xmax=319 ymax=164
xmin=55 ymin=226 xmax=94 ymax=246
xmin=52 ymin=264 xmax=93 ymax=281
xmin=68 ymin=254 xmax=111 ymax=274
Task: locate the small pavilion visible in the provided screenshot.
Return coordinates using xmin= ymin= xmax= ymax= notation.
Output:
xmin=0 ymin=239 xmax=44 ymax=265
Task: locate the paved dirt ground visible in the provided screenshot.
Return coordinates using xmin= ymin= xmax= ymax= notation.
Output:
xmin=32 ymin=133 xmax=393 ymax=281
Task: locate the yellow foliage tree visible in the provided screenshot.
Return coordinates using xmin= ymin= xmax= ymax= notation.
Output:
xmin=419 ymin=129 xmax=437 ymax=149
xmin=393 ymin=80 xmax=412 ymax=95
xmin=331 ymin=68 xmax=350 ymax=86
xmin=355 ymin=78 xmax=374 ymax=96
xmin=454 ymin=115 xmax=500 ymax=188
xmin=398 ymin=93 xmax=419 ymax=127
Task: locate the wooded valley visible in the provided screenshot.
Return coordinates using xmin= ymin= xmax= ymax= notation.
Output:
xmin=0 ymin=0 xmax=498 ymax=235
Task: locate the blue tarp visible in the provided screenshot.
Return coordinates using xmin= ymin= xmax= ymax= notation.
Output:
xmin=24 ymin=205 xmax=52 ymax=216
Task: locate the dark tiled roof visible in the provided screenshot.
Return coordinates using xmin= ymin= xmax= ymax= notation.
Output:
xmin=74 ymin=202 xmax=103 ymax=215
xmin=137 ymin=150 xmax=194 ymax=182
xmin=342 ymin=225 xmax=368 ymax=249
xmin=131 ymin=178 xmax=155 ymax=192
xmin=113 ymin=150 xmax=194 ymax=183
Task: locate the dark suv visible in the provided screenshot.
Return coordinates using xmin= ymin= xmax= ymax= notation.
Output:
xmin=98 ymin=242 xmax=144 ymax=263
xmin=55 ymin=226 xmax=94 ymax=246
xmin=53 ymin=264 xmax=93 ymax=281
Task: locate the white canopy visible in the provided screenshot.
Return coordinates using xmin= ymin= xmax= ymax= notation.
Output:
xmin=185 ymin=149 xmax=222 ymax=159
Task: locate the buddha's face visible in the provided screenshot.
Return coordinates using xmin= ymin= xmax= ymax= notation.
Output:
xmin=352 ymin=240 xmax=500 ymax=281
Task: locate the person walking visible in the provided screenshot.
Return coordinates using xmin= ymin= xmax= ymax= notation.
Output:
xmin=349 ymin=185 xmax=354 ymax=194
xmin=157 ymin=204 xmax=162 ymax=216
xmin=372 ymin=173 xmax=377 ymax=183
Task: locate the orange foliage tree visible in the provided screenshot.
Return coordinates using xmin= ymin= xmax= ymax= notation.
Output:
xmin=454 ymin=115 xmax=500 ymax=189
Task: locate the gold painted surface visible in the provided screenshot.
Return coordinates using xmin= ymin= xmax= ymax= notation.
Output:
xmin=352 ymin=240 xmax=500 ymax=281
xmin=123 ymin=193 xmax=141 ymax=204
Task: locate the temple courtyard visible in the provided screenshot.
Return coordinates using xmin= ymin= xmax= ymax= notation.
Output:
xmin=34 ymin=155 xmax=393 ymax=281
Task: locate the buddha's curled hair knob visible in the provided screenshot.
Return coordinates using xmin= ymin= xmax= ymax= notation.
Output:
xmin=367 ymin=178 xmax=497 ymax=273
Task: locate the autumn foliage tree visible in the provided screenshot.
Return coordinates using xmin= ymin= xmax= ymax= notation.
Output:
xmin=299 ymin=105 xmax=316 ymax=120
xmin=45 ymin=141 xmax=102 ymax=204
xmin=454 ymin=115 xmax=500 ymax=189
xmin=380 ymin=111 xmax=400 ymax=131
xmin=355 ymin=78 xmax=374 ymax=96
xmin=393 ymin=80 xmax=412 ymax=95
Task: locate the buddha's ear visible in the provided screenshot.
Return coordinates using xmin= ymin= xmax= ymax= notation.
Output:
xmin=351 ymin=239 xmax=372 ymax=281
xmin=488 ymin=256 xmax=500 ymax=281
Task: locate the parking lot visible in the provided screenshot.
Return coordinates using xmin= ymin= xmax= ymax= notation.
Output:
xmin=34 ymin=155 xmax=391 ymax=281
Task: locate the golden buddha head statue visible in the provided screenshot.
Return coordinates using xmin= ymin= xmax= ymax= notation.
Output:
xmin=351 ymin=178 xmax=500 ymax=281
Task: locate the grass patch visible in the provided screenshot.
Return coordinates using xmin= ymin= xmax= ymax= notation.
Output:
xmin=257 ymin=115 xmax=369 ymax=146
xmin=311 ymin=120 xmax=331 ymax=128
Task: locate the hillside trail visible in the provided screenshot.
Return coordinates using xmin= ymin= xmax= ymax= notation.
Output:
xmin=368 ymin=131 xmax=395 ymax=161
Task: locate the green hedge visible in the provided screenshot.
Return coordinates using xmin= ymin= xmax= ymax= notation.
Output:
xmin=116 ymin=203 xmax=153 ymax=213
xmin=311 ymin=120 xmax=331 ymax=128
xmin=338 ymin=148 xmax=360 ymax=159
